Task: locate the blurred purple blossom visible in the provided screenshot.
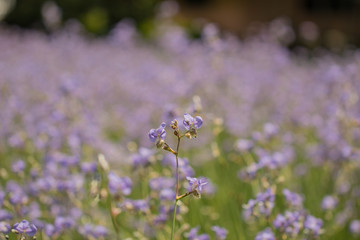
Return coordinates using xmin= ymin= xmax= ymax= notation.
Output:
xmin=255 ymin=228 xmax=275 ymax=240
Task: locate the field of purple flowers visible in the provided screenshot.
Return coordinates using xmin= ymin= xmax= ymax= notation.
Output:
xmin=0 ymin=18 xmax=360 ymax=240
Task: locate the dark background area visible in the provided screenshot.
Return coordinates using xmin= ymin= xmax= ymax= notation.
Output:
xmin=1 ymin=0 xmax=360 ymax=48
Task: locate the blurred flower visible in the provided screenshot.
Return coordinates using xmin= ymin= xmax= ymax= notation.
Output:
xmin=186 ymin=227 xmax=209 ymax=240
xmin=273 ymin=211 xmax=303 ymax=237
xmin=11 ymin=160 xmax=26 ymax=173
xmin=235 ymin=139 xmax=254 ymax=152
xmin=80 ymin=162 xmax=97 ymax=174
xmin=350 ymin=220 xmax=360 ymax=235
xmin=304 ymin=215 xmax=323 ymax=236
xmin=0 ymin=221 xmax=11 ymax=234
xmin=255 ymin=228 xmax=275 ymax=240
xmin=44 ymin=224 xmax=56 ymax=237
xmin=132 ymin=147 xmax=154 ymax=167
xmin=211 ymin=226 xmax=228 ymax=240
xmin=108 ymin=172 xmax=132 ymax=196
xmin=321 ymin=196 xmax=338 ymax=210
xmin=283 ymin=189 xmax=303 ymax=207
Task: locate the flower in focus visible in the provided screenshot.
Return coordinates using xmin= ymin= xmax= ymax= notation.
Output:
xmin=183 ymin=113 xmax=203 ymax=130
xmin=12 ymin=220 xmax=37 ymax=237
xmin=148 ymin=122 xmax=166 ymax=145
xmin=211 ymin=226 xmax=228 ymax=240
xmin=183 ymin=113 xmax=203 ymax=139
xmin=186 ymin=177 xmax=208 ymax=198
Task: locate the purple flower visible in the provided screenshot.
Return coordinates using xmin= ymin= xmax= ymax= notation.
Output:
xmin=132 ymin=147 xmax=154 ymax=166
xmin=148 ymin=122 xmax=166 ymax=142
xmin=80 ymin=162 xmax=97 ymax=174
xmin=0 ymin=221 xmax=11 ymax=234
xmin=236 ymin=139 xmax=254 ymax=152
xmin=183 ymin=113 xmax=203 ymax=130
xmin=120 ymin=199 xmax=149 ymax=212
xmin=11 ymin=160 xmax=26 ymax=173
xmin=211 ymin=226 xmax=228 ymax=240
xmin=283 ymin=189 xmax=303 ymax=207
xmin=149 ymin=177 xmax=175 ymax=191
xmin=159 ymin=188 xmax=176 ymax=201
xmin=12 ymin=220 xmax=37 ymax=237
xmin=255 ymin=228 xmax=275 ymax=240
xmin=273 ymin=211 xmax=302 ymax=237
xmin=321 ymin=196 xmax=337 ymax=210
xmin=44 ymin=224 xmax=56 ymax=237
xmin=79 ymin=224 xmax=108 ymax=238
xmin=108 ymin=172 xmax=132 ymax=196
xmin=350 ymin=220 xmax=360 ymax=235
xmin=187 ymin=227 xmax=210 ymax=240
xmin=0 ymin=210 xmax=13 ymax=221
xmin=162 ymin=155 xmax=195 ymax=179
xmin=256 ymin=188 xmax=275 ymax=216
xmin=304 ymin=215 xmax=323 ymax=236
xmin=263 ymin=123 xmax=279 ymax=138
xmin=54 ymin=216 xmax=75 ymax=230
xmin=93 ymin=226 xmax=108 ymax=238
xmin=186 ymin=177 xmax=208 ymax=198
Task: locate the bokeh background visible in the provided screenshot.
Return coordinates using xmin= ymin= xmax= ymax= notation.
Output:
xmin=1 ymin=1 xmax=360 ymax=240
xmin=2 ymin=0 xmax=360 ymax=50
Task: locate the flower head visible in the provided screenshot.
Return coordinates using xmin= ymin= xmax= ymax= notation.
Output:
xmin=183 ymin=113 xmax=203 ymax=139
xmin=186 ymin=177 xmax=208 ymax=198
xmin=12 ymin=220 xmax=37 ymax=237
xmin=183 ymin=113 xmax=203 ymax=130
xmin=148 ymin=122 xmax=166 ymax=144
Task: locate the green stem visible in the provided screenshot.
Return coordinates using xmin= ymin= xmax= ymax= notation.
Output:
xmin=176 ymin=137 xmax=181 ymax=196
xmin=171 ymin=200 xmax=178 ymax=240
xmin=176 ymin=190 xmax=195 ymax=201
xmin=171 ymin=137 xmax=181 ymax=240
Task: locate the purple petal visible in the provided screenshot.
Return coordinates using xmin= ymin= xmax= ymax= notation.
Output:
xmin=194 ymin=116 xmax=203 ymax=129
xmin=148 ymin=129 xmax=157 ymax=142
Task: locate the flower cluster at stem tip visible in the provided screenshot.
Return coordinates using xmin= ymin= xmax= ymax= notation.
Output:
xmin=149 ymin=113 xmax=219 ymax=240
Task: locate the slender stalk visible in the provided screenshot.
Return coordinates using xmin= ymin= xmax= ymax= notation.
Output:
xmin=176 ymin=137 xmax=181 ymax=196
xmin=176 ymin=190 xmax=196 ymax=201
xmin=171 ymin=137 xmax=181 ymax=240
xmin=171 ymin=199 xmax=178 ymax=240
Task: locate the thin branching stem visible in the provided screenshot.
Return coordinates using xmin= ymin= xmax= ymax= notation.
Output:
xmin=171 ymin=136 xmax=181 ymax=240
